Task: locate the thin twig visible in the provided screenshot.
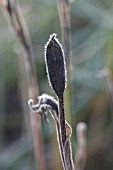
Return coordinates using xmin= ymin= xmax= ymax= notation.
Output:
xmin=0 ymin=1 xmax=46 ymax=170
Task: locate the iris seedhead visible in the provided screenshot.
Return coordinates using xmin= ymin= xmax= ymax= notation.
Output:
xmin=45 ymin=34 xmax=67 ymax=98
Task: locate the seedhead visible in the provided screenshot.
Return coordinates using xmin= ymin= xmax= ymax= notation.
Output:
xmin=45 ymin=34 xmax=66 ymax=98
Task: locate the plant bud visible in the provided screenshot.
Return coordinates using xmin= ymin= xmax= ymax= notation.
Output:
xmin=45 ymin=34 xmax=66 ymax=97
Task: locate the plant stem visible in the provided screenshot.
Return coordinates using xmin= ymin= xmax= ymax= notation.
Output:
xmin=50 ymin=109 xmax=67 ymax=170
xmin=57 ymin=0 xmax=71 ymax=68
xmin=57 ymin=0 xmax=75 ymax=156
xmin=58 ymin=95 xmax=66 ymax=146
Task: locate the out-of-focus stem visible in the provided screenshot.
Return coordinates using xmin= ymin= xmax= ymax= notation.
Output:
xmin=0 ymin=1 xmax=46 ymax=170
xmin=57 ymin=0 xmax=71 ymax=68
xmin=75 ymin=122 xmax=87 ymax=170
xmin=95 ymin=68 xmax=113 ymax=120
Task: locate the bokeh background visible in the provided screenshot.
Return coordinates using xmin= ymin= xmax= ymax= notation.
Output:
xmin=0 ymin=0 xmax=113 ymax=169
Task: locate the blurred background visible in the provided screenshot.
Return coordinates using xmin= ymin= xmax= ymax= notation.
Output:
xmin=0 ymin=0 xmax=113 ymax=169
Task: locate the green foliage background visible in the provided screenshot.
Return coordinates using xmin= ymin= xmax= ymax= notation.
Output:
xmin=0 ymin=0 xmax=113 ymax=169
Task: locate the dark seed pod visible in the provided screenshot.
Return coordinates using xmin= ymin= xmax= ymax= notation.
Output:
xmin=45 ymin=34 xmax=66 ymax=97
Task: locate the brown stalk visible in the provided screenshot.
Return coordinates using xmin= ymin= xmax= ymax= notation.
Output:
xmin=57 ymin=0 xmax=76 ymax=162
xmin=50 ymin=109 xmax=67 ymax=170
xmin=57 ymin=1 xmax=76 ymax=169
xmin=55 ymin=96 xmax=74 ymax=170
xmin=57 ymin=0 xmax=74 ymax=125
xmin=58 ymin=95 xmax=66 ymax=146
xmin=0 ymin=1 xmax=46 ymax=170
xmin=57 ymin=0 xmax=71 ymax=68
xmin=49 ymin=106 xmax=74 ymax=170
xmin=54 ymin=108 xmax=74 ymax=170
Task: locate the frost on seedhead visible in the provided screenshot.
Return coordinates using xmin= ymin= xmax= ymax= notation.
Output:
xmin=45 ymin=34 xmax=67 ymax=97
